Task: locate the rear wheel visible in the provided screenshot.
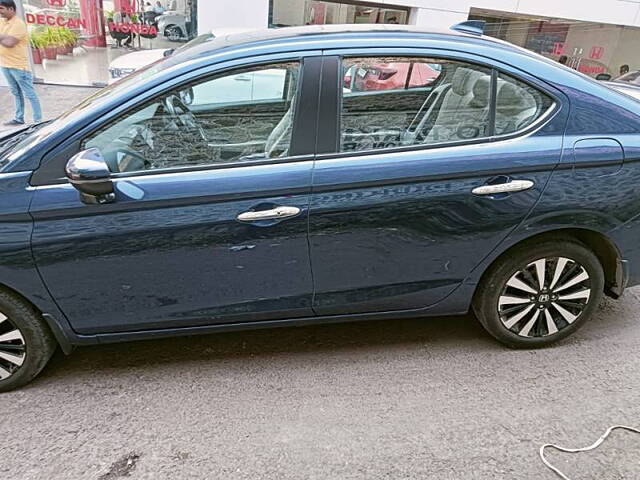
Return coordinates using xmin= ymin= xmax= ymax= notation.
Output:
xmin=0 ymin=291 xmax=56 ymax=392
xmin=165 ymin=25 xmax=183 ymax=42
xmin=473 ymin=239 xmax=604 ymax=348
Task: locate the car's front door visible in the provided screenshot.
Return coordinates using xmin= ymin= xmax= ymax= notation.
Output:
xmin=29 ymin=57 xmax=320 ymax=335
xmin=309 ymin=53 xmax=568 ymax=315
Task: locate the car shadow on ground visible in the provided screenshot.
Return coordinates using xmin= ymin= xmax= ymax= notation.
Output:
xmin=35 ymin=291 xmax=632 ymax=385
xmin=40 ymin=313 xmax=493 ymax=379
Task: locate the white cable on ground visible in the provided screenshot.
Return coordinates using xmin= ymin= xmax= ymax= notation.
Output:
xmin=540 ymin=425 xmax=640 ymax=479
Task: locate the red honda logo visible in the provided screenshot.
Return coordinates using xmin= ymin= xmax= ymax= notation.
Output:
xmin=47 ymin=0 xmax=67 ymax=6
xmin=590 ymin=46 xmax=604 ymax=60
xmin=552 ymin=42 xmax=564 ymax=56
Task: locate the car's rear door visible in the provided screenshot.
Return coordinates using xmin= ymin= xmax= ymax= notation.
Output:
xmin=308 ymin=52 xmax=568 ymax=316
xmin=29 ymin=54 xmax=322 ymax=335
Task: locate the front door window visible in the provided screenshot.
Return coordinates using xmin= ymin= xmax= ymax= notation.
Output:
xmin=82 ymin=61 xmax=300 ymax=172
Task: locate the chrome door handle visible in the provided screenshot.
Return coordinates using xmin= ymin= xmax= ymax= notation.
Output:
xmin=472 ymin=180 xmax=534 ymax=196
xmin=237 ymin=206 xmax=301 ymax=222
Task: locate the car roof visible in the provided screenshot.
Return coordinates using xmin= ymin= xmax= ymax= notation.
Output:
xmin=166 ymin=24 xmax=528 ymax=66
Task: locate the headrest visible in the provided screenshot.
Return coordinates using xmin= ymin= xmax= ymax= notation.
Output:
xmin=451 ymin=68 xmax=482 ymax=96
xmin=470 ymin=75 xmax=491 ymax=108
xmin=496 ymin=81 xmax=536 ymax=115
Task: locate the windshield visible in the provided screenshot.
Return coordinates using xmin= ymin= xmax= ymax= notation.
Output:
xmin=0 ymin=122 xmax=51 ymax=169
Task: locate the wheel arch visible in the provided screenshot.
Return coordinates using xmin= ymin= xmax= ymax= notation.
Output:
xmin=471 ymin=228 xmax=625 ymax=303
xmin=0 ymin=282 xmax=75 ymax=354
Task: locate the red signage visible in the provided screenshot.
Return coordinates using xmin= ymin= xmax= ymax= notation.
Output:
xmin=108 ymin=22 xmax=158 ymax=36
xmin=590 ymin=46 xmax=605 ymax=60
xmin=578 ymin=64 xmax=606 ymax=75
xmin=25 ymin=13 xmax=86 ymax=29
xmin=552 ymin=42 xmax=564 ymax=55
xmin=47 ymin=0 xmax=67 ymax=6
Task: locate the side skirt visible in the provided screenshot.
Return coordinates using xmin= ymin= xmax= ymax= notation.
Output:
xmin=57 ymin=283 xmax=478 ymax=347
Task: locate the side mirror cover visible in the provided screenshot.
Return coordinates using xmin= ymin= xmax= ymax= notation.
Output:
xmin=65 ymin=148 xmax=115 ymax=204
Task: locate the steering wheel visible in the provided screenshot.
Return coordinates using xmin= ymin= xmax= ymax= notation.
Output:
xmin=110 ymin=136 xmax=150 ymax=172
xmin=163 ymin=93 xmax=207 ymax=141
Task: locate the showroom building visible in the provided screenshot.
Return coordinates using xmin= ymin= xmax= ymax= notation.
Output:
xmin=6 ymin=0 xmax=640 ymax=86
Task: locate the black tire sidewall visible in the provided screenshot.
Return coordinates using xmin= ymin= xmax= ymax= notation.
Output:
xmin=0 ymin=291 xmax=56 ymax=392
xmin=473 ymin=240 xmax=604 ymax=348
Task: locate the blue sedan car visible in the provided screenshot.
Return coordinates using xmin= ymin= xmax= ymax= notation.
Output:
xmin=1 ymin=23 xmax=639 ymax=390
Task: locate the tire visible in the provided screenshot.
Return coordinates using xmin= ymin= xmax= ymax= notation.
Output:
xmin=165 ymin=26 xmax=183 ymax=42
xmin=0 ymin=290 xmax=56 ymax=392
xmin=473 ymin=239 xmax=604 ymax=348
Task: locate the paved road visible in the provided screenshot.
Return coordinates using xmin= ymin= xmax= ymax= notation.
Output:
xmin=2 ymin=288 xmax=639 ymax=479
xmin=2 ymin=85 xmax=640 ymax=479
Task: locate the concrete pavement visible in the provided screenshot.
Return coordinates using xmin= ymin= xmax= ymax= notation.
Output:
xmin=1 ymin=290 xmax=640 ymax=479
xmin=0 ymin=84 xmax=98 ymax=127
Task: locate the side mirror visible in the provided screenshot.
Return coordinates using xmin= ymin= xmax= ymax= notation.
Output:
xmin=65 ymin=148 xmax=115 ymax=205
xmin=163 ymin=48 xmax=174 ymax=57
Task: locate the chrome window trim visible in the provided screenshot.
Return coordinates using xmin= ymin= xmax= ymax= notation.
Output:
xmin=30 ymin=153 xmax=316 ymax=188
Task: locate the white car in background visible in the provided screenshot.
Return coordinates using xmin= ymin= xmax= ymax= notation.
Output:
xmin=108 ymin=28 xmax=253 ymax=84
xmin=605 ymin=81 xmax=640 ymax=101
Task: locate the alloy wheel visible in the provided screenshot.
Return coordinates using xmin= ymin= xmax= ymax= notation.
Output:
xmin=497 ymin=257 xmax=592 ymax=338
xmin=0 ymin=312 xmax=26 ymax=380
xmin=167 ymin=26 xmax=182 ymax=42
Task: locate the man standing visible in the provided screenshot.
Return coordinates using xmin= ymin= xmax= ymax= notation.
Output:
xmin=0 ymin=0 xmax=42 ymax=126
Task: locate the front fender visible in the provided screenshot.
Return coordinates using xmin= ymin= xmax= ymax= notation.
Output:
xmin=0 ymin=172 xmax=78 ymax=350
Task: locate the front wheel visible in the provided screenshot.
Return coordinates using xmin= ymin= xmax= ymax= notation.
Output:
xmin=473 ymin=239 xmax=604 ymax=348
xmin=0 ymin=291 xmax=56 ymax=392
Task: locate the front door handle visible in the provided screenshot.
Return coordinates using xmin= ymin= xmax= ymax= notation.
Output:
xmin=237 ymin=206 xmax=301 ymax=222
xmin=472 ymin=179 xmax=534 ymax=196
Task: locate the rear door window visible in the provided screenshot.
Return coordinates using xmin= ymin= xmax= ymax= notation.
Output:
xmin=339 ymin=56 xmax=555 ymax=154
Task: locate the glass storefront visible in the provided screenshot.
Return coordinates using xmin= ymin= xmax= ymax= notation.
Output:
xmin=271 ymin=0 xmax=408 ymax=27
xmin=18 ymin=0 xmax=198 ymax=86
xmin=15 ymin=1 xmax=640 ymax=86
xmin=470 ymin=8 xmax=640 ymax=80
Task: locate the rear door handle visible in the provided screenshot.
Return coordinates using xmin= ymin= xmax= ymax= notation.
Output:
xmin=472 ymin=180 xmax=534 ymax=196
xmin=237 ymin=206 xmax=301 ymax=222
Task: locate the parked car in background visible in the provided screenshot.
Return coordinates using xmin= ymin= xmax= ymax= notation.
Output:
xmin=604 ymin=80 xmax=640 ymax=100
xmin=108 ymin=49 xmax=167 ymax=84
xmin=2 ymin=24 xmax=640 ymax=391
xmin=345 ymin=61 xmax=442 ymax=91
xmin=108 ymin=27 xmax=253 ymax=83
xmin=610 ymin=70 xmax=640 ymax=86
xmin=157 ymin=9 xmax=188 ymax=42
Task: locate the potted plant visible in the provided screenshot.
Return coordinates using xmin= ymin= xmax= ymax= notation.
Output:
xmin=53 ymin=28 xmax=69 ymax=56
xmin=29 ymin=30 xmax=45 ymax=64
xmin=58 ymin=28 xmax=76 ymax=55
xmin=42 ymin=28 xmax=58 ymax=61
